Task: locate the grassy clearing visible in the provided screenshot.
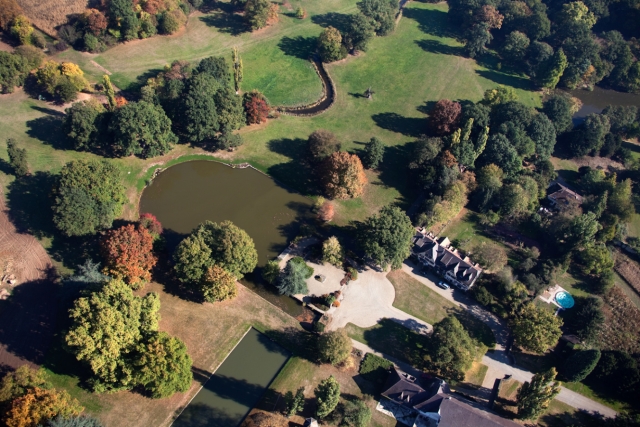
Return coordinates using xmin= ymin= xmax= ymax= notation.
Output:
xmin=463 ymin=361 xmax=488 ymax=388
xmin=438 ymin=209 xmax=499 ymax=251
xmin=562 ymin=381 xmax=629 ymax=412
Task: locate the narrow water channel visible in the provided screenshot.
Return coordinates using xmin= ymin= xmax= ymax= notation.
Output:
xmin=139 ymin=160 xmax=313 ymax=315
xmin=567 ymin=86 xmax=640 ymax=123
xmin=172 ymin=328 xmax=289 ymax=427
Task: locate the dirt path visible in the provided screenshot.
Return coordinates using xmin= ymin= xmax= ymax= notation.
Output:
xmin=0 ymin=191 xmax=57 ymax=370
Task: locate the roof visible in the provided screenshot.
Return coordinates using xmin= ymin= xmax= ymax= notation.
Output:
xmin=547 ymin=183 xmax=583 ymax=205
xmin=381 ymin=368 xmax=520 ymax=427
xmin=303 ymin=418 xmax=318 ymax=427
xmin=413 ymin=232 xmax=482 ymax=288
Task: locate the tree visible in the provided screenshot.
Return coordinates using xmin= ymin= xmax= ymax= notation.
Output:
xmin=483 ymin=86 xmax=518 ymax=107
xmin=0 ymin=366 xmax=50 ymax=404
xmin=356 ymin=0 xmax=396 ymax=36
xmin=562 ymin=349 xmax=601 ymax=382
xmin=4 ymin=387 xmax=83 ymax=427
xmin=109 ymin=101 xmax=177 ymax=158
xmin=109 ymin=0 xmax=139 ymax=40
xmin=308 ymin=130 xmax=341 ymax=163
xmin=473 ymin=241 xmax=508 ymax=271
xmin=318 ymin=27 xmax=347 ymax=63
xmin=577 ymin=243 xmax=614 ymax=276
xmin=428 ymin=316 xmax=476 ymax=380
xmin=0 ymin=0 xmax=22 ymax=31
xmin=510 ymin=303 xmax=563 ymax=354
xmin=321 ymin=151 xmax=367 ymax=199
xmin=133 ymin=331 xmax=193 ymax=398
xmin=262 ymin=260 xmax=281 ymax=285
xmin=0 ymin=51 xmax=29 ymax=94
xmin=516 ymin=368 xmax=561 ymax=420
xmin=318 ymin=329 xmax=351 ymax=366
xmin=283 ymin=387 xmax=305 ymax=417
xmin=501 ymin=31 xmax=530 ymax=63
xmin=276 ymin=258 xmax=310 ymax=296
xmin=464 ymin=22 xmax=492 ymax=58
xmin=174 ymin=220 xmax=258 ymax=283
xmin=428 ymin=99 xmax=462 ymax=136
xmin=474 ymin=5 xmax=503 ymax=29
xmin=55 ymin=77 xmax=78 ymax=103
xmin=101 ymin=224 xmax=157 ymax=289
xmin=343 ymin=13 xmax=374 ymax=53
xmin=181 ymin=73 xmax=221 ymax=143
xmin=481 ymin=134 xmax=521 ymax=178
xmin=361 ymin=137 xmax=384 ymax=169
xmin=10 ymin=15 xmax=33 ymax=45
xmin=573 ymin=297 xmax=604 ymax=344
xmin=571 ymin=114 xmax=611 ymax=156
xmin=83 ymin=9 xmax=108 ymax=36
xmin=342 ymin=400 xmax=371 ymax=427
xmin=497 ymin=183 xmax=530 ymax=217
xmin=159 ymin=9 xmax=187 ymax=34
xmin=537 ymin=48 xmax=568 ymax=89
xmin=243 ymin=90 xmax=270 ymax=124
xmin=200 ymin=265 xmax=238 ymax=302
xmin=245 ymin=0 xmax=276 ymax=30
xmin=45 ymin=415 xmax=105 ymax=427
xmin=102 ymin=75 xmax=117 ymax=111
xmin=65 ymin=279 xmax=160 ymax=392
xmin=527 ymin=113 xmax=556 ymax=160
xmin=543 ymin=94 xmax=573 ymax=134
xmin=567 ymin=212 xmax=601 ymax=249
xmin=315 ymin=376 xmax=340 ymax=419
xmin=53 ymin=160 xmax=126 ymax=237
xmin=139 ymin=213 xmax=163 ymax=237
xmin=476 ymin=164 xmax=503 ymax=209
xmin=322 ymin=237 xmax=343 ymax=267
xmin=6 ymin=138 xmax=28 ymax=176
xmin=318 ymin=201 xmax=335 ymax=222
xmin=63 ymin=100 xmax=106 ymax=151
xmin=197 ymin=56 xmax=231 ymax=85
xmin=359 ymin=205 xmax=414 ymax=270
xmin=232 ymin=47 xmax=243 ymax=93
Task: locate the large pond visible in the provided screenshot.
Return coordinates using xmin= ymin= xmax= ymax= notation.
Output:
xmin=173 ymin=328 xmax=289 ymax=427
xmin=139 ymin=160 xmax=313 ymax=315
xmin=568 ymin=86 xmax=640 ymax=123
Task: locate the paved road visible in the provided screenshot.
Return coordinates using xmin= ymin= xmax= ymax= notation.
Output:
xmin=401 ymin=261 xmax=618 ymax=418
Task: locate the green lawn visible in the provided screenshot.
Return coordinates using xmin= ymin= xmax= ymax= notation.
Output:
xmin=562 ymin=381 xmax=629 ymax=412
xmin=438 ymin=209 xmax=501 ymax=252
xmin=463 ymin=361 xmax=488 ymax=388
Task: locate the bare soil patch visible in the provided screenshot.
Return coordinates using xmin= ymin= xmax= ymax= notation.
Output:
xmin=599 ymin=286 xmax=640 ymax=354
xmin=614 ymin=250 xmax=640 ymax=296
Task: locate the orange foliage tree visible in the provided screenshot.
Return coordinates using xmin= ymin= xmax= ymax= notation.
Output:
xmin=101 ymin=224 xmax=157 ymax=289
xmin=139 ymin=212 xmax=163 ymax=236
xmin=0 ymin=0 xmax=23 ymax=30
xmin=243 ymin=90 xmax=270 ymax=124
xmin=318 ymin=201 xmax=335 ymax=222
xmin=321 ymin=152 xmax=367 ymax=199
xmin=4 ymin=387 xmax=83 ymax=427
xmin=83 ymin=9 xmax=108 ymax=35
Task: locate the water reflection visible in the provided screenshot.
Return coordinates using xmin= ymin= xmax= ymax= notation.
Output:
xmin=567 ymin=86 xmax=640 ymax=124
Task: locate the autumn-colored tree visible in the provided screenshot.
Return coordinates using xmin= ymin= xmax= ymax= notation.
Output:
xmin=101 ymin=224 xmax=157 ymax=289
xmin=200 ymin=265 xmax=238 ymax=302
xmin=10 ymin=15 xmax=33 ymax=46
xmin=114 ymin=95 xmax=128 ymax=108
xmin=0 ymin=0 xmax=23 ymax=31
xmin=0 ymin=366 xmax=50 ymax=404
xmin=4 ymin=387 xmax=83 ymax=427
xmin=83 ymin=9 xmax=108 ymax=35
xmin=322 ymin=236 xmax=343 ymax=266
xmin=139 ymin=213 xmax=163 ymax=236
xmin=243 ymin=90 xmax=270 ymax=124
xmin=440 ymin=150 xmax=457 ymax=167
xmin=318 ymin=201 xmax=335 ymax=222
xmin=321 ymin=152 xmax=367 ymax=199
xmin=474 ymin=5 xmax=503 ymax=29
xmin=428 ymin=99 xmax=462 ymax=136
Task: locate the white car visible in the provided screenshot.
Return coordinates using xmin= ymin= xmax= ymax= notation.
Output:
xmin=436 ymin=281 xmax=450 ymax=290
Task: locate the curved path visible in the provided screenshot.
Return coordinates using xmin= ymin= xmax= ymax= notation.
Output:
xmin=276 ymin=57 xmax=336 ymax=116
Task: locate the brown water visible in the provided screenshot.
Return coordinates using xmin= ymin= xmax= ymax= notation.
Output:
xmin=568 ymin=86 xmax=640 ymax=122
xmin=139 ymin=160 xmax=313 ymax=315
xmin=172 ymin=328 xmax=289 ymax=427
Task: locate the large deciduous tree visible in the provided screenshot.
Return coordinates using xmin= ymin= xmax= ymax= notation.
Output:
xmin=174 ymin=220 xmax=258 ymax=284
xmin=315 ymin=376 xmax=340 ymax=419
xmin=516 ymin=368 xmax=561 ymax=420
xmin=318 ymin=329 xmax=351 ymax=366
xmin=63 ymin=99 xmax=106 ymax=151
xmin=318 ymin=26 xmax=347 ymax=63
xmin=53 ymin=160 xmax=126 ymax=237
xmin=343 ymin=13 xmax=374 ymax=53
xmin=133 ymin=331 xmax=193 ymax=398
xmin=108 ymin=101 xmax=177 ymax=158
xmin=527 ymin=113 xmax=556 ymax=160
xmin=359 ymin=205 xmax=414 ymax=270
xmin=428 ymin=316 xmax=476 ymax=380
xmin=65 ymin=279 xmax=160 ymax=392
xmin=100 ymin=224 xmax=157 ymax=289
xmin=200 ymin=265 xmax=238 ymax=302
xmin=356 ymin=0 xmax=396 ymax=36
xmin=4 ymin=387 xmax=83 ymax=427
xmin=428 ymin=99 xmax=462 ymax=136
xmin=245 ymin=0 xmax=277 ymax=30
xmin=542 ymin=94 xmax=573 ymax=134
xmin=561 ymin=349 xmax=601 ymax=382
xmin=510 ymin=303 xmax=563 ymax=354
xmin=308 ymin=130 xmax=341 ymax=163
xmin=321 ymin=151 xmax=367 ymax=199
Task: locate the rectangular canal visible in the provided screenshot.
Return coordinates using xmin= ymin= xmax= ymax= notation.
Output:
xmin=173 ymin=328 xmax=290 ymax=427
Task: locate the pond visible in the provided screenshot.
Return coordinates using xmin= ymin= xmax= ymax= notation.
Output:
xmin=139 ymin=160 xmax=313 ymax=315
xmin=567 ymin=86 xmax=640 ymax=123
xmin=172 ymin=328 xmax=290 ymax=427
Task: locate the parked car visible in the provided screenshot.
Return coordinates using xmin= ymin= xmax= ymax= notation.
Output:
xmin=436 ymin=281 xmax=450 ymax=290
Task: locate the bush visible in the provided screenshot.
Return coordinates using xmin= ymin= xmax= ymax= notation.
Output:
xmin=55 ymin=77 xmax=79 ymax=103
xmin=359 ymin=353 xmax=393 ymax=384
xmin=289 ymin=256 xmax=313 ymax=278
xmin=347 ymin=267 xmax=358 ymax=281
xmin=243 ymin=90 xmax=270 ymax=124
xmin=160 ymin=9 xmax=186 ymax=34
xmin=341 ymin=399 xmax=371 ymax=427
xmin=314 ymin=320 xmax=326 ymax=333
xmin=562 ymin=349 xmax=601 ymax=382
xmin=318 ymin=26 xmax=347 ymax=63
xmin=6 ymin=138 xmax=28 ymax=176
xmin=262 ymin=260 xmax=281 ymax=285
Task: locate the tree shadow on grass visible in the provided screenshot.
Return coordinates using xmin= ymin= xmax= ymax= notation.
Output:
xmin=6 ymin=171 xmax=56 ymax=239
xmin=199 ymin=10 xmax=248 ymax=36
xmin=267 ymin=138 xmax=316 ymax=195
xmin=402 ymin=7 xmax=459 ymax=39
xmin=415 ymin=39 xmax=465 ymax=57
xmin=26 ymin=107 xmax=67 ymax=150
xmin=361 ymin=319 xmax=430 ymax=368
xmin=475 ymin=69 xmax=533 ymax=91
xmin=376 ymin=142 xmax=418 ymax=211
xmin=172 ymin=402 xmax=243 ymax=427
xmin=278 ymin=36 xmax=317 ymax=60
xmin=263 ymin=326 xmax=318 ymax=362
xmin=311 ymin=12 xmax=352 ymax=33
xmin=372 ymin=112 xmax=425 ymax=137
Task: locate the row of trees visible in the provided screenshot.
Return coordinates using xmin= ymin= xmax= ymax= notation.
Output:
xmin=449 ymin=0 xmax=640 ymax=92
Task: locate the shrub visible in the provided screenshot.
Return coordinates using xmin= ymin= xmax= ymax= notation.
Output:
xmin=318 ymin=26 xmax=347 ymax=63
xmin=318 ymin=201 xmax=335 ymax=222
xmin=160 ymin=9 xmax=186 ymax=34
xmin=341 ymin=399 xmax=371 ymax=427
xmin=561 ymin=349 xmax=601 ymax=382
xmin=262 ymin=260 xmax=281 ymax=285
xmin=359 ymin=353 xmax=393 ymax=384
xmin=295 ymin=6 xmax=306 ymax=18
xmin=347 ymin=267 xmax=358 ymax=281
xmin=243 ymin=90 xmax=270 ymax=124
xmin=6 ymin=138 xmax=28 ymax=176
xmin=322 ymin=236 xmax=343 ymax=266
